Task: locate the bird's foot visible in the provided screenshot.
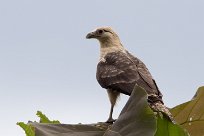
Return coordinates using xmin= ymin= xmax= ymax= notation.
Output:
xmin=105 ymin=118 xmax=116 ymax=124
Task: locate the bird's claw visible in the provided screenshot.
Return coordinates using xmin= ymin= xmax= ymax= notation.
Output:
xmin=105 ymin=118 xmax=116 ymax=124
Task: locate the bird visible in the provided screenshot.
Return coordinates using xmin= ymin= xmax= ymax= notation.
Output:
xmin=86 ymin=27 xmax=172 ymax=123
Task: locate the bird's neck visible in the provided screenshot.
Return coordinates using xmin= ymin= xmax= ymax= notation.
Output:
xmin=99 ymin=43 xmax=125 ymax=59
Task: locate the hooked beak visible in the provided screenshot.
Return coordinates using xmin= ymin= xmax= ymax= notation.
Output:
xmin=86 ymin=32 xmax=96 ymax=39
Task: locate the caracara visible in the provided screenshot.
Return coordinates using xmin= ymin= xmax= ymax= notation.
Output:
xmin=86 ymin=27 xmax=171 ymax=123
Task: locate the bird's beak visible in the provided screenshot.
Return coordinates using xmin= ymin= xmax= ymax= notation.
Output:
xmin=86 ymin=32 xmax=96 ymax=39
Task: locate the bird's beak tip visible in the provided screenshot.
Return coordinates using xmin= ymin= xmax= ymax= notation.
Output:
xmin=86 ymin=32 xmax=95 ymax=39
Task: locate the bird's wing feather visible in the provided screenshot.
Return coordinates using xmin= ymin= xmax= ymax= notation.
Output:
xmin=127 ymin=52 xmax=157 ymax=89
xmin=126 ymin=52 xmax=163 ymax=97
xmin=97 ymin=51 xmax=160 ymax=96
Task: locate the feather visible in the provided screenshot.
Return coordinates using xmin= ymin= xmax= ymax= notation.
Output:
xmin=97 ymin=51 xmax=163 ymax=103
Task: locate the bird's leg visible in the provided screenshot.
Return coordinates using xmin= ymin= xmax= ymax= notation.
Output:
xmin=106 ymin=104 xmax=115 ymax=123
xmin=106 ymin=89 xmax=120 ymax=123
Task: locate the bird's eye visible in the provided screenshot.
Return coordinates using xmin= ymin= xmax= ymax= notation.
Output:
xmin=97 ymin=30 xmax=103 ymax=34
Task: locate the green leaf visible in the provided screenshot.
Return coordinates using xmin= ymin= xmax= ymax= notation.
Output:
xmin=104 ymin=86 xmax=157 ymax=136
xmin=104 ymin=85 xmax=188 ymax=136
xmin=36 ymin=111 xmax=60 ymax=124
xmin=171 ymin=86 xmax=204 ymax=136
xmin=155 ymin=114 xmax=189 ymax=136
xmin=17 ymin=122 xmax=35 ymax=136
xmin=18 ymin=86 xmax=194 ymax=136
xmin=31 ymin=123 xmax=107 ymax=136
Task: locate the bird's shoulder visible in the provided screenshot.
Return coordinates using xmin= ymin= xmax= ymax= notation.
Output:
xmin=98 ymin=50 xmax=138 ymax=66
xmin=96 ymin=51 xmax=138 ymax=80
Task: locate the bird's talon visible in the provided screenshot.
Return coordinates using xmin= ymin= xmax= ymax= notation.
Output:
xmin=106 ymin=119 xmax=116 ymax=124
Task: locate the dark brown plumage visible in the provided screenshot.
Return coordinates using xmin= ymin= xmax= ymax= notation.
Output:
xmin=97 ymin=51 xmax=163 ymax=98
xmin=86 ymin=27 xmax=171 ymax=123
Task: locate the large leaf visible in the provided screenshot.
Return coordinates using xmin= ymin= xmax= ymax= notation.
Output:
xmin=171 ymin=86 xmax=204 ymax=136
xmin=155 ymin=115 xmax=189 ymax=136
xmin=19 ymin=111 xmax=109 ymax=136
xmin=103 ymin=85 xmax=188 ymax=136
xmin=18 ymin=86 xmax=189 ymax=136
xmin=103 ymin=85 xmax=157 ymax=136
xmin=31 ymin=122 xmax=107 ymax=136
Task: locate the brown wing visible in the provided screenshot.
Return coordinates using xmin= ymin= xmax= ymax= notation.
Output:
xmin=126 ymin=51 xmax=163 ymax=97
xmin=97 ymin=51 xmax=162 ymax=98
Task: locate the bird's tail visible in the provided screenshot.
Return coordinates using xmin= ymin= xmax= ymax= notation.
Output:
xmin=148 ymin=96 xmax=175 ymax=123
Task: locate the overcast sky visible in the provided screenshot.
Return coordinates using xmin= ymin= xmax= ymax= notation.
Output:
xmin=0 ymin=0 xmax=203 ymax=136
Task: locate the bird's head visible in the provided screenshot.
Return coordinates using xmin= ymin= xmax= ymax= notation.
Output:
xmin=86 ymin=27 xmax=122 ymax=48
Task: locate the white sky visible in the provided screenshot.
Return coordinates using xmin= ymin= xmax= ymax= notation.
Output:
xmin=0 ymin=0 xmax=203 ymax=136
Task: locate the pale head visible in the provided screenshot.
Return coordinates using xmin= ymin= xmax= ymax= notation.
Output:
xmin=86 ymin=27 xmax=122 ymax=48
